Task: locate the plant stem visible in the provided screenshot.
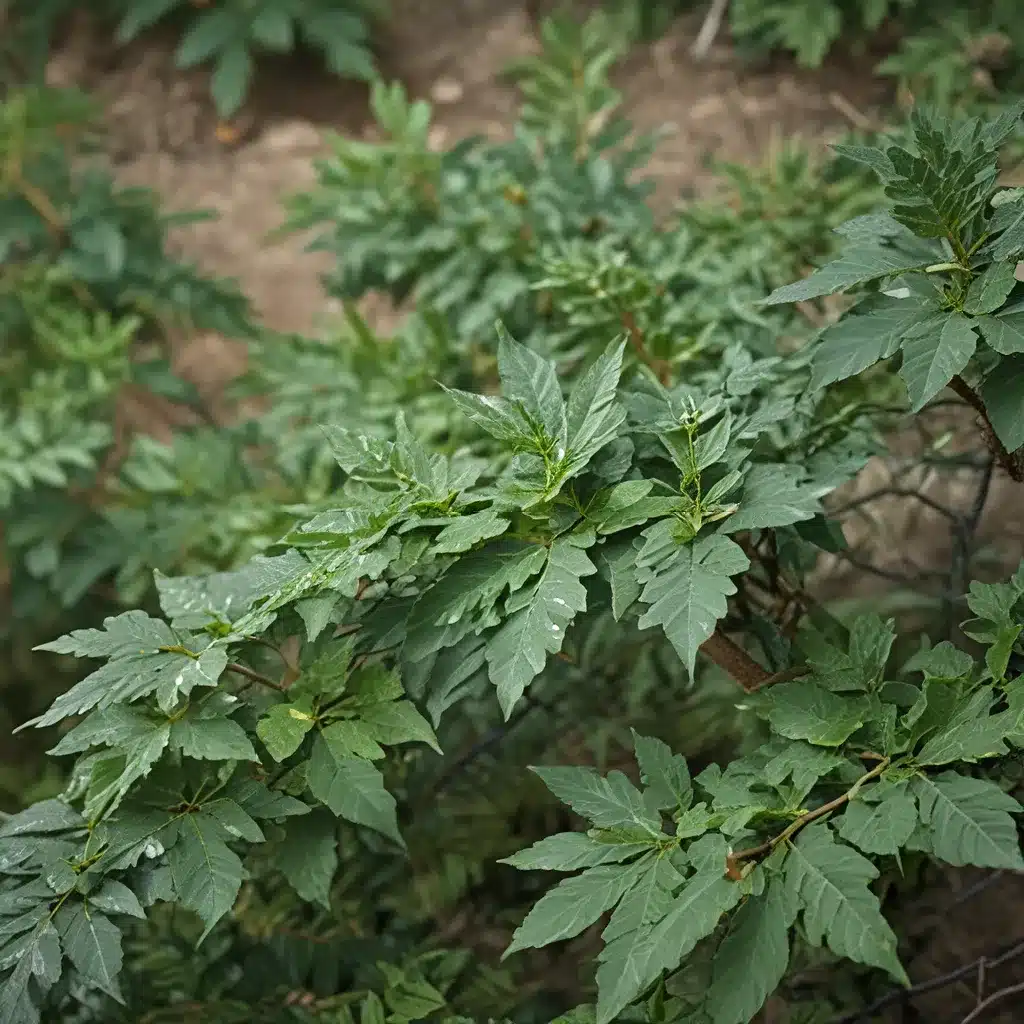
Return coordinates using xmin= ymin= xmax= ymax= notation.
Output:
xmin=949 ymin=375 xmax=1024 ymax=482
xmin=227 ymin=662 xmax=286 ymax=692
xmin=728 ymin=757 xmax=891 ymax=867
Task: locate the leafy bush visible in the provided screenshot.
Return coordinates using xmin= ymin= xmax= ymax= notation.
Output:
xmin=6 ymin=9 xmax=1024 ymax=1024
xmin=2 ymin=0 xmax=385 ymax=116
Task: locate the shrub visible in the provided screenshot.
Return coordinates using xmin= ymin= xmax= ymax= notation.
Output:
xmin=6 ymin=11 xmax=1024 ymax=1024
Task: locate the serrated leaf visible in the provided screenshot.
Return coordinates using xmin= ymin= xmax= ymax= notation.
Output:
xmin=635 ymin=527 xmax=749 ymax=677
xmin=442 ymin=386 xmax=535 ymax=443
xmin=487 ymin=540 xmax=596 ymax=717
xmin=167 ymin=813 xmax=244 ymax=942
xmin=981 ymin=354 xmax=1024 ymax=452
xmin=784 ymin=824 xmax=906 ymax=982
xmin=725 ymin=465 xmax=822 ymax=534
xmin=306 ymin=736 xmax=402 ymax=844
xmin=912 ymin=772 xmax=1024 ymax=869
xmin=915 ymin=689 xmax=1009 ymax=765
xmin=531 ymin=766 xmax=663 ymax=835
xmin=762 ymin=244 xmax=933 ymax=306
xmin=899 ymin=313 xmax=977 ymax=411
xmin=768 ymin=682 xmax=871 ymax=747
xmin=496 ymin=323 xmax=567 ymax=444
xmin=632 ymin=732 xmax=691 ymax=812
xmin=501 ymin=832 xmax=650 ymax=872
xmin=504 ymin=862 xmax=644 ymax=957
xmin=565 ymin=340 xmax=627 ymax=471
xmin=89 ymin=881 xmax=145 ymax=920
xmin=594 ymin=857 xmax=683 ymax=1024
xmin=57 ymin=902 xmax=123 ymax=999
xmin=170 ymin=715 xmax=256 ymax=762
xmin=257 ymin=704 xmax=315 ymax=762
xmin=432 ymin=509 xmax=510 ymax=554
xmin=837 ymin=785 xmax=917 ymax=855
xmin=28 ymin=612 xmax=226 ymax=727
xmin=358 ymin=701 xmax=441 ymax=753
xmin=277 ymin=810 xmax=338 ymax=908
xmin=810 ymin=298 xmax=928 ymax=390
xmin=964 ymin=261 xmax=1018 ymax=315
xmin=707 ymin=884 xmax=791 ymax=1024
xmin=405 ymin=543 xmax=548 ymax=661
xmin=599 ymin=541 xmax=642 ymax=621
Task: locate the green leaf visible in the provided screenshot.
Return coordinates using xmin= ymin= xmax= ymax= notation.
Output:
xmin=964 ymin=261 xmax=1018 ymax=315
xmin=810 ymin=298 xmax=927 ymax=390
xmin=249 ymin=7 xmax=294 ymax=50
xmin=504 ymin=862 xmax=644 ymax=957
xmin=707 ymin=884 xmax=791 ymax=1024
xmin=209 ymin=43 xmax=253 ymax=118
xmin=837 ymin=785 xmax=918 ymax=855
xmin=56 ymin=903 xmax=123 ymax=999
xmin=915 ymin=689 xmax=1009 ymax=766
xmin=487 ymin=540 xmax=596 ymax=717
xmin=501 ymin=832 xmax=650 ymax=872
xmin=432 ymin=509 xmax=510 ymax=554
xmin=912 ymin=771 xmax=1024 ymax=870
xmin=594 ymin=857 xmax=683 ymax=1024
xmin=257 ymin=704 xmax=315 ymax=762
xmin=358 ymin=701 xmax=441 ymax=753
xmin=306 ymin=735 xmax=402 ymax=845
xmin=784 ymin=824 xmax=906 ymax=982
xmin=167 ymin=812 xmax=245 ymax=941
xmin=762 ymin=244 xmax=933 ymax=306
xmin=442 ymin=386 xmax=534 ymax=443
xmin=768 ymin=681 xmax=870 ymax=747
xmin=899 ymin=313 xmax=977 ymax=412
xmin=170 ymin=714 xmax=257 ymax=762
xmin=89 ymin=881 xmax=145 ymax=920
xmin=632 ymin=732 xmax=691 ymax=812
xmin=725 ymin=465 xmax=823 ymax=533
xmin=277 ymin=810 xmax=338 ymax=908
xmin=565 ymin=340 xmax=627 ymax=470
xmin=531 ymin=766 xmax=663 ymax=836
xmin=635 ymin=527 xmax=750 ymax=676
xmin=600 ymin=542 xmax=642 ymax=620
xmin=496 ymin=322 xmax=567 ymax=444
xmin=404 ymin=543 xmax=548 ymax=661
xmin=981 ymin=354 xmax=1024 ymax=452
xmin=175 ymin=9 xmax=239 ymax=66
xmin=29 ymin=612 xmax=226 ymax=726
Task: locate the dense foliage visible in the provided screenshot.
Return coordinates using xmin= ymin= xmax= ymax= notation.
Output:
xmin=4 ymin=7 xmax=1024 ymax=1024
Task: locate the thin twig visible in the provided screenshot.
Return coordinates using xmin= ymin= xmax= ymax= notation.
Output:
xmin=960 ymin=980 xmax=1024 ymax=1023
xmin=729 ymin=758 xmax=889 ymax=868
xmin=226 ymin=662 xmax=285 ymax=692
xmin=691 ymin=0 xmax=730 ymax=60
xmin=949 ymin=375 xmax=1024 ymax=482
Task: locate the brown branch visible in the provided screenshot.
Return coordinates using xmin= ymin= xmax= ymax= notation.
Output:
xmin=621 ymin=311 xmax=671 ymax=385
xmin=699 ymin=628 xmax=806 ymax=693
xmin=949 ymin=375 xmax=1024 ymax=482
xmin=226 ymin=662 xmax=285 ymax=692
xmin=727 ymin=757 xmax=890 ymax=871
xmin=960 ymin=981 xmax=1024 ymax=1024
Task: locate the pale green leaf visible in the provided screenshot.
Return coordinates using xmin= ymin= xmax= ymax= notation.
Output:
xmin=432 ymin=509 xmax=510 ymax=554
xmin=504 ymin=862 xmax=644 ymax=956
xmin=981 ymin=354 xmax=1024 ymax=452
xmin=531 ymin=766 xmax=663 ymax=836
xmin=915 ymin=689 xmax=1010 ymax=765
xmin=566 ymin=340 xmax=627 ymax=469
xmin=306 ymin=735 xmax=402 ymax=844
xmin=912 ymin=771 xmax=1024 ymax=870
xmin=167 ymin=813 xmax=244 ymax=941
xmin=487 ymin=540 xmax=596 ymax=717
xmin=635 ymin=527 xmax=749 ymax=676
xmin=170 ymin=715 xmax=257 ymax=762
xmin=768 ymin=682 xmax=871 ymax=747
xmin=56 ymin=903 xmax=122 ymax=999
xmin=964 ymin=261 xmax=1017 ymax=315
xmin=762 ymin=245 xmax=933 ymax=306
xmin=978 ymin=312 xmax=1024 ymax=355
xmin=632 ymin=732 xmax=691 ymax=812
xmin=724 ymin=465 xmax=822 ymax=534
xmin=784 ymin=824 xmax=906 ymax=982
xmin=359 ymin=700 xmax=441 ymax=753
xmin=496 ymin=323 xmax=567 ymax=443
xmin=500 ymin=832 xmax=650 ymax=872
xmin=837 ymin=785 xmax=918 ymax=855
xmin=257 ymin=704 xmax=315 ymax=762
xmin=899 ymin=313 xmax=977 ymax=411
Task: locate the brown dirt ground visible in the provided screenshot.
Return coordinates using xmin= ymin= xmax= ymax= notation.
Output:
xmin=42 ymin=4 xmax=1024 ymax=1020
